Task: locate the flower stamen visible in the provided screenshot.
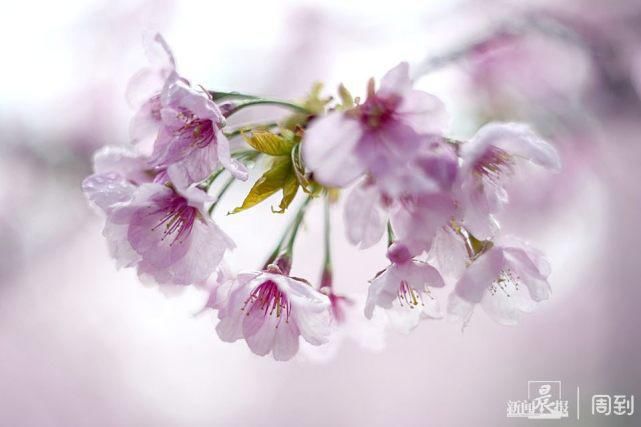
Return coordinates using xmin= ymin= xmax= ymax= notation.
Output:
xmin=150 ymin=197 xmax=197 ymax=246
xmin=241 ymin=280 xmax=292 ymax=327
xmin=489 ymin=268 xmax=521 ymax=297
xmin=473 ymin=145 xmax=515 ymax=183
xmin=397 ymin=280 xmax=429 ymax=309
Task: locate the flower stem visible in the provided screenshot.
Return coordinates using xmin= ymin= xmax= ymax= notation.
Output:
xmin=323 ymin=195 xmax=332 ymax=270
xmin=226 ymin=99 xmax=311 ymax=117
xmin=209 ymin=90 xmax=311 ymax=115
xmin=224 ymin=122 xmax=278 ymax=139
xmin=285 ymin=194 xmax=314 ymax=258
xmin=208 ymin=176 xmax=236 ymax=215
xmin=263 ymin=195 xmax=313 ymax=268
xmin=201 ymin=168 xmax=227 ymax=191
xmin=209 ymin=90 xmax=260 ymax=101
xmin=320 ymin=195 xmax=333 ymax=288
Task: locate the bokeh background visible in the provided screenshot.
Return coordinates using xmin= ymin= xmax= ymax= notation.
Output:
xmin=1 ymin=0 xmax=640 ymax=426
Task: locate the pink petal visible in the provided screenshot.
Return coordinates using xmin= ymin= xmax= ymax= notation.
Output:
xmin=302 ymin=112 xmax=365 ymax=187
xmin=82 ymin=173 xmax=136 ymax=214
xmin=378 ymin=62 xmax=411 ymax=96
xmin=344 ymin=182 xmax=386 ymax=249
xmin=216 ymin=132 xmax=249 ymax=181
xmin=272 ymin=321 xmax=300 ymax=361
xmin=397 ymin=90 xmax=449 ymax=134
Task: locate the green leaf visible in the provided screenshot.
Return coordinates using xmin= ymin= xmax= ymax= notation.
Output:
xmin=230 ymin=157 xmax=299 ymax=214
xmin=275 ymin=175 xmax=299 ymax=213
xmin=242 ymin=130 xmax=294 ymax=156
xmin=291 ymin=143 xmax=311 ymax=192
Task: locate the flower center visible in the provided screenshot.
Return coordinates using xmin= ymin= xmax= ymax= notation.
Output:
xmin=151 ymin=196 xmax=197 ymax=246
xmin=397 ymin=280 xmax=430 ymax=309
xmin=351 ymin=94 xmax=401 ymax=129
xmin=242 ymin=280 xmax=291 ymax=325
xmin=175 ymin=109 xmax=215 ymax=148
xmin=489 ymin=268 xmax=521 ymax=297
xmin=473 ymin=145 xmax=514 ymax=182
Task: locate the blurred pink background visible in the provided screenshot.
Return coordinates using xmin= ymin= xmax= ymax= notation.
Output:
xmin=1 ymin=0 xmax=640 ymax=425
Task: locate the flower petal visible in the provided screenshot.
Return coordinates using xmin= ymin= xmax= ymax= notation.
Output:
xmin=344 ymin=182 xmax=386 ymax=249
xmin=272 ymin=321 xmax=300 ymax=361
xmin=397 ymin=90 xmax=449 ymax=134
xmin=302 ymin=112 xmax=365 ymax=187
xmin=216 ymin=132 xmax=249 ymax=181
xmin=378 ymin=62 xmax=412 ymax=96
xmin=82 ymin=173 xmax=136 ymax=214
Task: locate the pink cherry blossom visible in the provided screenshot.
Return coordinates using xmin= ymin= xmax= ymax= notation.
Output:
xmin=149 ymin=75 xmax=248 ymax=188
xmin=215 ymin=265 xmax=331 ymax=361
xmin=302 ymin=62 xmax=448 ymax=188
xmin=364 ymin=243 xmax=445 ymax=333
xmin=457 ymin=122 xmax=561 ymax=239
xmin=126 ymin=33 xmax=247 ymax=188
xmin=447 ymin=236 xmax=552 ymax=326
xmin=113 ymin=183 xmax=233 ymax=285
xmin=84 ymin=151 xmax=234 ymax=286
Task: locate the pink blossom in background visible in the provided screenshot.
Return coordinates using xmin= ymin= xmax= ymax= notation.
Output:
xmin=456 ymin=122 xmax=561 ymax=239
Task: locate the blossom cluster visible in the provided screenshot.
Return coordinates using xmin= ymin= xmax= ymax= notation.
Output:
xmin=83 ymin=34 xmax=561 ymax=361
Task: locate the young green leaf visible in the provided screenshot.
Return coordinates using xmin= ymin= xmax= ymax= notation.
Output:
xmin=242 ymin=130 xmax=294 ymax=156
xmin=230 ymin=157 xmax=299 ymax=214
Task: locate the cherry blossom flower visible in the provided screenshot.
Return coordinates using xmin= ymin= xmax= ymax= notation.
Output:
xmin=457 ymin=122 xmax=561 ymax=239
xmin=302 ymin=62 xmax=448 ymax=188
xmin=116 ymin=183 xmax=233 ymax=285
xmin=126 ymin=33 xmax=247 ymax=188
xmin=364 ymin=243 xmax=445 ymax=333
xmin=149 ymin=75 xmax=248 ymax=188
xmin=447 ymin=236 xmax=552 ymax=326
xmin=215 ymin=264 xmax=331 ymax=361
xmin=84 ymin=152 xmax=234 ymax=285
